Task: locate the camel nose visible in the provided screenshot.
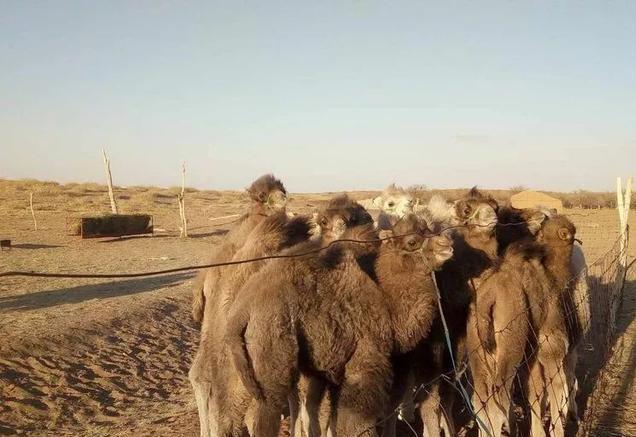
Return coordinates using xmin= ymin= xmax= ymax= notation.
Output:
xmin=478 ymin=207 xmax=497 ymax=227
xmin=433 ymin=235 xmax=452 ymax=249
xmin=332 ymin=217 xmax=347 ymax=238
xmin=268 ymin=191 xmax=287 ymax=209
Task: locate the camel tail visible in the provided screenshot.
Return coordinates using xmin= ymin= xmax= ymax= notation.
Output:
xmin=225 ymin=309 xmax=264 ymax=400
xmin=191 ymin=270 xmax=206 ymax=323
xmin=475 ymin=288 xmax=497 ymax=353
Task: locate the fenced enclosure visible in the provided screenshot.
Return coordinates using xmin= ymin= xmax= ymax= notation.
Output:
xmin=0 ymin=178 xmax=634 ymax=437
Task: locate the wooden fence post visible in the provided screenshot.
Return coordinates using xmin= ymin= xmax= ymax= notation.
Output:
xmin=178 ymin=162 xmax=188 ymax=238
xmin=102 ymin=148 xmax=119 ymax=214
xmin=611 ymin=176 xmax=632 ymax=337
xmin=29 ymin=192 xmax=37 ymax=230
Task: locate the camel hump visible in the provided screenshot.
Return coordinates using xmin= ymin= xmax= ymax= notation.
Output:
xmin=503 ymin=240 xmax=546 ymax=267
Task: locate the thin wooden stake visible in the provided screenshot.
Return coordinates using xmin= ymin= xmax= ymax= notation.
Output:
xmin=102 ymin=148 xmax=119 ymax=214
xmin=29 ymin=192 xmax=38 ymax=231
xmin=610 ymin=176 xmax=632 ymax=338
xmin=178 ymin=162 xmax=188 ymax=238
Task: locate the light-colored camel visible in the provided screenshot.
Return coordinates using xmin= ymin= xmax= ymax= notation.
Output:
xmin=189 ymin=206 xmax=312 ymax=437
xmin=191 ymin=174 xmax=288 ymax=323
xmin=373 ymin=184 xmax=415 ymax=230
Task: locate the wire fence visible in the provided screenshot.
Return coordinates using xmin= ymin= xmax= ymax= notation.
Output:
xmin=1 ymin=215 xmax=631 ymax=437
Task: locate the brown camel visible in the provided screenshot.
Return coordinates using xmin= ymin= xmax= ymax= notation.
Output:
xmin=224 ymin=195 xmax=394 ymax=437
xmin=527 ymin=215 xmax=576 ymax=437
xmin=496 ymin=205 xmax=547 ymax=255
xmin=375 ymin=215 xmax=454 ymax=437
xmin=191 ymin=173 xmax=288 ymax=323
xmin=425 ymin=187 xmax=500 ymax=436
xmin=466 ymin=215 xmax=577 ymax=437
xmin=189 ymin=208 xmax=312 ymax=437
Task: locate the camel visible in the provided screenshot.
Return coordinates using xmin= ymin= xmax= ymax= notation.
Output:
xmin=392 ymin=187 xmax=498 ymax=436
xmin=225 ymin=195 xmax=396 ymax=437
xmin=375 ymin=215 xmax=454 ymax=437
xmin=496 ymin=205 xmax=547 ymax=254
xmin=527 ymin=215 xmax=577 ymax=437
xmin=189 ymin=207 xmax=313 ymax=437
xmin=191 ymin=174 xmax=288 ymax=323
xmin=373 ymin=184 xmax=415 ymax=230
xmin=498 ymin=205 xmax=589 ymax=422
xmin=466 ymin=215 xmax=577 ymax=437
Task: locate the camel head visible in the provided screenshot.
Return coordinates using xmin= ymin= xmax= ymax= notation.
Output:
xmin=247 ymin=174 xmax=287 ymax=214
xmin=536 ymin=215 xmax=577 ymax=247
xmin=373 ymin=184 xmax=415 ymax=220
xmin=497 ymin=205 xmax=549 ymax=237
xmin=453 ymin=187 xmax=499 ymax=234
xmin=381 ymin=214 xmax=453 ymax=270
xmin=315 ymin=194 xmax=374 ymax=244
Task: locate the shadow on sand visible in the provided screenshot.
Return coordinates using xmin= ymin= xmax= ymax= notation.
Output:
xmin=97 ymin=234 xmax=172 ymax=243
xmin=0 ymin=272 xmax=193 ymax=312
xmin=188 ymin=229 xmax=229 ymax=239
xmin=11 ymin=243 xmax=64 ymax=249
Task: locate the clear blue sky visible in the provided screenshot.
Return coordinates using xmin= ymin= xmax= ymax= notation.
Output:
xmin=1 ymin=1 xmax=634 ymax=192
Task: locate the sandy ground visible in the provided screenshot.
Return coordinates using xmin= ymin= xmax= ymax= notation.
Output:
xmin=0 ymin=181 xmax=635 ymax=436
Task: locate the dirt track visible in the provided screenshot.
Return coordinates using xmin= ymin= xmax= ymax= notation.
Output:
xmin=1 ymin=182 xmax=635 ymax=436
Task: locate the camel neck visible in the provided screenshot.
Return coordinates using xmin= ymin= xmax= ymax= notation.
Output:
xmin=248 ymin=203 xmax=267 ymax=217
xmin=462 ymin=229 xmax=498 ymax=260
xmin=544 ymin=244 xmax=573 ymax=291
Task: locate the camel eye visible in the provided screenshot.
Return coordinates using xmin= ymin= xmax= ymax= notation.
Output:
xmin=258 ymin=192 xmax=267 ymax=202
xmin=387 ymin=201 xmax=395 ymax=208
xmin=407 ymin=239 xmax=418 ymax=248
xmin=463 ymin=205 xmax=472 ymax=216
xmin=320 ymin=217 xmax=329 ymax=227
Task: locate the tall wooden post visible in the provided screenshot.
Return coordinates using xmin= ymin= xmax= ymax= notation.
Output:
xmin=102 ymin=148 xmax=119 ymax=214
xmin=610 ymin=176 xmax=632 ymax=337
xmin=178 ymin=162 xmax=188 ymax=238
xmin=29 ymin=192 xmax=37 ymax=231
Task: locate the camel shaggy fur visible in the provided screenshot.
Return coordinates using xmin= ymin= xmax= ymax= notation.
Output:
xmin=466 ymin=215 xmax=577 ymax=437
xmin=426 ymin=187 xmax=500 ymax=435
xmin=375 ymin=215 xmax=454 ymax=437
xmin=224 ymin=195 xmax=395 ymax=437
xmin=191 ymin=174 xmax=288 ymax=323
xmin=373 ymin=184 xmax=415 ymax=230
xmin=189 ymin=208 xmax=312 ymax=437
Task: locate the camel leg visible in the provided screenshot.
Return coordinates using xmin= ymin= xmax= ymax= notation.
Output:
xmin=419 ymin=385 xmax=443 ymax=437
xmin=334 ymin=343 xmax=392 ymax=437
xmin=305 ymin=376 xmax=327 ymax=437
xmin=253 ymin=402 xmax=284 ymax=437
xmin=294 ymin=375 xmax=327 ymax=437
xmin=526 ymin=360 xmax=547 ymax=437
xmin=439 ymin=394 xmax=455 ymax=437
xmin=382 ymin=359 xmax=413 ymax=437
xmin=540 ymin=356 xmax=568 ymax=437
xmin=289 ymin=386 xmax=301 ymax=437
xmin=189 ymin=353 xmax=218 ymax=437
xmin=565 ymin=348 xmax=580 ymax=423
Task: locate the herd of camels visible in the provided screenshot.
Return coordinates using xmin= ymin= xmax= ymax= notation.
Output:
xmin=187 ymin=174 xmax=590 ymax=437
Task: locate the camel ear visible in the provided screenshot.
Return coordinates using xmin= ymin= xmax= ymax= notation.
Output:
xmin=558 ymin=227 xmax=571 ymax=241
xmin=527 ymin=211 xmax=547 ymax=235
xmin=372 ymin=196 xmax=383 ymax=208
xmin=378 ymin=229 xmax=394 ymax=244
